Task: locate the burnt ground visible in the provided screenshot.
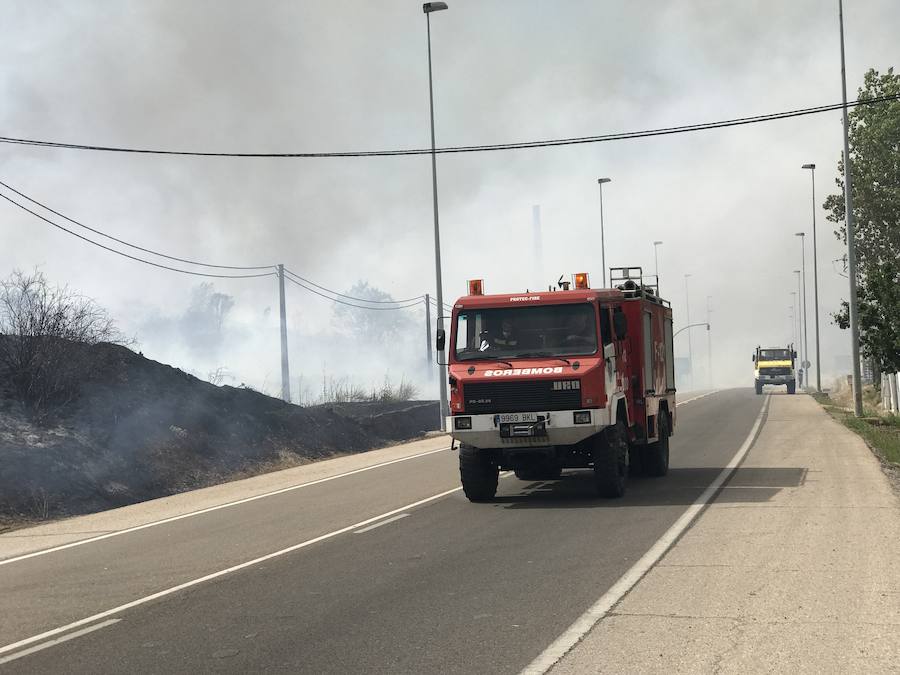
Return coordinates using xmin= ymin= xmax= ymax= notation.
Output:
xmin=0 ymin=342 xmax=438 ymax=527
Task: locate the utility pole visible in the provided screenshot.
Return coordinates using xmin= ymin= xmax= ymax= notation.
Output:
xmin=277 ymin=264 xmax=291 ymax=403
xmin=839 ymin=0 xmax=863 ymax=416
xmin=796 ymin=233 xmax=810 ymax=390
xmin=425 ymin=293 xmax=433 ymax=380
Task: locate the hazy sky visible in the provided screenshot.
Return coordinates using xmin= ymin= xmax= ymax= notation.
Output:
xmin=1 ymin=0 xmax=898 ymax=394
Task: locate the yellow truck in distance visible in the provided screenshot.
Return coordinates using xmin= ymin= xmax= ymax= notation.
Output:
xmin=753 ymin=345 xmax=797 ymax=395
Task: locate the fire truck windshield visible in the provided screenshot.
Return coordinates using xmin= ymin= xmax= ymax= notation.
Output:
xmin=759 ymin=349 xmax=791 ymax=360
xmin=453 ymin=303 xmax=598 ymax=361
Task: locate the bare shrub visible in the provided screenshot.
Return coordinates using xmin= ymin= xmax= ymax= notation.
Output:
xmin=296 ymin=372 xmax=419 ymax=406
xmin=207 ymin=366 xmax=232 ymax=386
xmin=320 ymin=376 xmax=370 ymax=404
xmin=0 ymin=269 xmax=126 ymax=414
xmin=375 ymin=375 xmax=419 ymax=402
xmin=28 ymin=487 xmax=52 ymax=520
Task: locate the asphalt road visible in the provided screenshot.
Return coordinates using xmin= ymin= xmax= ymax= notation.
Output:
xmin=0 ymin=388 xmax=766 ymax=673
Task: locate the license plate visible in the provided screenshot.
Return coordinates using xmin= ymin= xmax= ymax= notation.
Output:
xmin=497 ymin=413 xmax=539 ymax=423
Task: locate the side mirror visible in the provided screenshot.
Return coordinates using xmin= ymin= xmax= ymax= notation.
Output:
xmin=613 ymin=308 xmax=627 ymax=340
xmin=793 ymin=350 xmax=797 ymax=359
xmin=436 ymin=328 xmax=446 ymax=352
xmin=752 ymin=354 xmax=756 ymax=363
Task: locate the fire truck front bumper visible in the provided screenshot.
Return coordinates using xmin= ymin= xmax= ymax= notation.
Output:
xmin=447 ymin=409 xmax=607 ymax=450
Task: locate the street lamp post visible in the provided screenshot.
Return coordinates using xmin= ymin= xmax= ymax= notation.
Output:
xmin=793 ymin=271 xmax=803 ymax=384
xmin=795 ymin=232 xmax=810 ymax=390
xmin=673 ymin=322 xmax=710 ymax=338
xmin=838 ymin=0 xmax=863 ymax=416
xmin=653 ymin=240 xmax=663 ymax=282
xmin=706 ymin=295 xmax=713 ymax=389
xmin=598 ymin=178 xmax=611 ymax=286
xmin=423 ymin=1 xmax=449 ymax=430
xmin=802 ymin=163 xmax=822 ymax=392
xmin=790 ymin=292 xmax=798 ymax=347
xmin=684 ymin=273 xmax=692 ymax=389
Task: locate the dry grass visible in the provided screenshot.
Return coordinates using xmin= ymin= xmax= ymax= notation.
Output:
xmin=813 ymin=391 xmax=900 ymax=466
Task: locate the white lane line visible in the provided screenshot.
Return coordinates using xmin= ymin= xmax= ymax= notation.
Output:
xmin=0 ymin=445 xmax=450 ymax=567
xmin=0 ymin=619 xmax=121 ymax=665
xmin=676 ymin=390 xmax=718 ymax=406
xmin=2 ymin=395 xmax=719 ymax=567
xmin=354 ymin=513 xmax=410 ymax=534
xmin=521 ymin=394 xmax=770 ymax=675
xmin=0 ymin=486 xmax=465 ymax=657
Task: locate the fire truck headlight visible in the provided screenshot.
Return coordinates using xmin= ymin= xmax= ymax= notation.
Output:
xmin=454 ymin=416 xmax=472 ymax=430
xmin=573 ymin=411 xmax=591 ymax=425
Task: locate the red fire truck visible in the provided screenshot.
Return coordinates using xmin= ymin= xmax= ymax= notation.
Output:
xmin=439 ymin=267 xmax=676 ymax=501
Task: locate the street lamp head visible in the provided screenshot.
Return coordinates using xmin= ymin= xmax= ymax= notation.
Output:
xmin=597 ymin=178 xmax=611 ymax=184
xmin=653 ymin=240 xmax=663 ymax=246
xmin=794 ymin=269 xmax=801 ymax=274
xmin=801 ymin=163 xmax=816 ymax=170
xmin=795 ymin=232 xmax=805 ymax=237
xmin=423 ymin=2 xmax=448 ymax=13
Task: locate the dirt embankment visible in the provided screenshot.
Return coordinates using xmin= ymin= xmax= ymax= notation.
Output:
xmin=0 ymin=342 xmax=439 ymax=527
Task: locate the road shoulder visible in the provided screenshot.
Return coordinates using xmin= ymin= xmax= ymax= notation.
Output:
xmin=552 ymin=394 xmax=900 ymax=674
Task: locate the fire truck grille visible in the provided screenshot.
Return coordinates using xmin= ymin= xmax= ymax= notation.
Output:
xmin=462 ymin=381 xmax=582 ymax=414
xmin=761 ymin=367 xmax=792 ymax=376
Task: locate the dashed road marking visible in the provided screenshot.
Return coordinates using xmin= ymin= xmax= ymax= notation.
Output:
xmin=0 ymin=620 xmax=121 ymax=665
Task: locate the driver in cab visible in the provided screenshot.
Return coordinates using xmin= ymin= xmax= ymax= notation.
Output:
xmin=493 ymin=319 xmax=519 ymax=349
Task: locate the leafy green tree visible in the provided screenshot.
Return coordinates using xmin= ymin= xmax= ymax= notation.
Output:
xmin=825 ymin=67 xmax=900 ymax=371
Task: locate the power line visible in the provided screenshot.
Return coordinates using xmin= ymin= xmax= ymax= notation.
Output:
xmin=429 ymin=297 xmax=453 ymax=314
xmin=0 ymin=179 xmax=428 ymax=298
xmin=0 ymin=191 xmax=275 ymax=279
xmin=0 ymin=178 xmax=273 ymax=270
xmin=284 ymin=275 xmax=423 ymax=310
xmin=1 ymin=95 xmax=896 ymax=158
xmin=283 ymin=268 xmax=424 ymax=304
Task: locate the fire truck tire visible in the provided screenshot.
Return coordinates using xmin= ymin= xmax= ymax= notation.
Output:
xmin=755 ymin=380 xmax=762 ymax=395
xmin=643 ymin=411 xmax=670 ymax=477
xmin=593 ymin=421 xmax=628 ymax=498
xmin=787 ymin=381 xmax=796 ymax=395
xmin=459 ymin=444 xmax=499 ymax=502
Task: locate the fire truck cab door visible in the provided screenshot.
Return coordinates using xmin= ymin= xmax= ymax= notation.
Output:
xmin=600 ymin=306 xmax=618 ymax=419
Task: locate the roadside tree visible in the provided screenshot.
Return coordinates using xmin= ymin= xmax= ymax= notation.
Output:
xmin=331 ymin=281 xmax=415 ymax=347
xmin=825 ymin=67 xmax=900 ymax=371
xmin=0 ymin=269 xmax=126 ymax=414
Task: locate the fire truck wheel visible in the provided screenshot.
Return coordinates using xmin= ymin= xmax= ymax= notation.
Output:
xmin=593 ymin=421 xmax=628 ymax=498
xmin=787 ymin=381 xmax=796 ymax=395
xmin=755 ymin=380 xmax=762 ymax=395
xmin=643 ymin=411 xmax=670 ymax=477
xmin=459 ymin=444 xmax=499 ymax=502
